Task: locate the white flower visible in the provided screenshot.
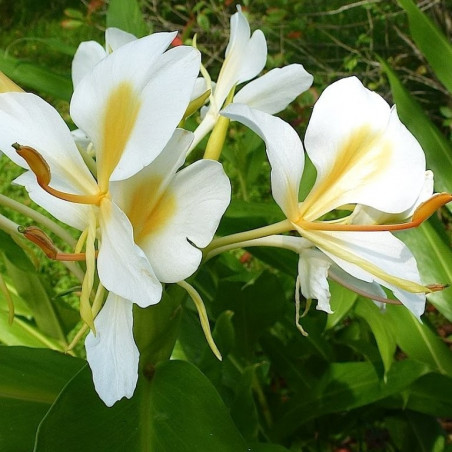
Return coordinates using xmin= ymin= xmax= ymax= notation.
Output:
xmin=223 ymin=76 xmax=451 ymax=319
xmin=190 ymin=6 xmax=313 ymax=150
xmin=0 ymin=34 xmax=232 ymax=405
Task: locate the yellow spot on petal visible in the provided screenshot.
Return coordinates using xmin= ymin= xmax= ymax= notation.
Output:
xmin=98 ymin=81 xmax=141 ymax=191
xmin=127 ymin=177 xmax=177 ymax=244
xmin=299 ymin=125 xmax=391 ymax=221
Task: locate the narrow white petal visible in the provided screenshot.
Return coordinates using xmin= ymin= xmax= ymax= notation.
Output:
xmin=222 ymin=103 xmax=303 ymax=220
xmin=72 ymin=41 xmax=106 ymax=88
xmin=302 ymin=77 xmax=426 ymax=220
xmin=97 ymin=199 xmax=162 ymax=307
xmin=234 ymin=64 xmax=313 ymax=114
xmin=105 ymin=27 xmax=137 ymax=52
xmin=138 ymin=160 xmax=231 ymax=283
xmin=214 ymin=9 xmax=267 ymax=111
xmin=85 ymin=294 xmax=139 ymax=407
xmin=298 ymin=248 xmax=333 ymax=313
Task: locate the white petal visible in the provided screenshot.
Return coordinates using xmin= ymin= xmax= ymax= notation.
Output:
xmin=97 ymin=199 xmax=162 ymax=307
xmin=72 ymin=41 xmax=106 ymax=88
xmin=111 ymin=129 xmax=192 ymax=214
xmin=105 ymin=27 xmax=137 ymax=52
xmin=138 ymin=160 xmax=231 ymax=282
xmin=234 ymin=64 xmax=313 ymax=114
xmin=0 ymin=92 xmax=98 ymax=194
xmin=14 ymin=172 xmax=91 ymax=231
xmin=302 ymin=77 xmax=426 ymax=220
xmin=298 ymin=248 xmax=333 ymax=313
xmin=213 ymin=9 xmax=266 ymax=111
xmin=351 ymin=170 xmax=434 ymax=225
xmin=85 ymin=294 xmax=139 ymax=407
xmin=301 ymin=228 xmax=426 ymax=318
xmin=222 ymin=103 xmax=303 ymax=220
xmin=191 ymin=77 xmax=208 ymax=101
xmin=71 ymin=36 xmax=200 ymax=185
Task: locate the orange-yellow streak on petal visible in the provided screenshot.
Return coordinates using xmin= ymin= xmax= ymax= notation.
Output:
xmin=296 ymin=193 xmax=452 ymax=232
xmin=299 ymin=125 xmax=391 ymax=221
xmin=126 ymin=177 xmax=177 ymax=244
xmin=14 ymin=144 xmax=103 ymax=205
xmin=98 ymin=81 xmax=142 ymax=191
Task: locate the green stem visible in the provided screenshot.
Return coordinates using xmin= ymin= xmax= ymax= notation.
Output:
xmin=204 ymin=219 xmax=293 ymax=258
xmin=0 ymin=194 xmax=76 ymax=247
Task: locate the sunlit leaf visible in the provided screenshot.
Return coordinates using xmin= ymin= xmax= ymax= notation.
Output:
xmin=398 ymin=221 xmax=452 ymax=321
xmin=379 ymin=59 xmax=452 ymax=202
xmin=398 ymin=0 xmax=452 ymax=92
xmin=386 ymin=304 xmax=452 ymax=375
xmin=0 ymin=52 xmax=72 ymax=101
xmin=354 ymin=299 xmax=396 ymax=375
xmin=106 ymin=0 xmax=148 ymax=37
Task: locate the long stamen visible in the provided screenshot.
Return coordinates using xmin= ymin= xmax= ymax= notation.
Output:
xmin=298 ymin=193 xmax=452 ymax=232
xmin=19 ymin=226 xmax=97 ymax=261
xmin=13 ymin=143 xmax=104 ymax=205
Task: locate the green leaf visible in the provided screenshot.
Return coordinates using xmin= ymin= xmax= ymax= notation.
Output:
xmin=4 ymin=256 xmax=67 ymax=343
xmin=106 ymin=0 xmax=148 ymax=38
xmin=325 ymin=280 xmax=357 ymax=330
xmin=213 ymin=272 xmax=287 ymax=359
xmin=379 ymin=58 xmax=452 ymax=199
xmin=398 ymin=221 xmax=452 ymax=321
xmin=0 ymin=52 xmax=72 ymax=101
xmin=354 ymin=299 xmax=396 ymax=375
xmin=386 ymin=411 xmax=445 ymax=452
xmin=386 ymin=304 xmax=452 ymax=375
xmin=272 ymin=359 xmax=429 ymax=440
xmin=0 ymin=346 xmax=84 ymax=452
xmin=398 ymin=0 xmax=452 ymax=92
xmin=35 ymin=360 xmax=249 ymax=451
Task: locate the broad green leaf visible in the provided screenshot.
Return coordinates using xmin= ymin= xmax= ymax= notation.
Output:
xmin=386 ymin=411 xmax=445 ymax=452
xmin=380 ymin=59 xmax=452 ymax=199
xmin=398 ymin=221 xmax=452 ymax=321
xmin=35 ymin=360 xmax=249 ymax=451
xmin=354 ymin=299 xmax=396 ymax=375
xmin=398 ymin=0 xmax=452 ymax=92
xmin=386 ymin=304 xmax=452 ymax=375
xmin=0 ymin=313 xmax=65 ymax=350
xmin=133 ymin=286 xmax=184 ymax=367
xmin=106 ymin=0 xmax=148 ymax=38
xmin=0 ymin=346 xmax=84 ymax=452
xmin=212 ymin=272 xmax=287 ymax=359
xmin=0 ymin=52 xmax=72 ymax=101
xmin=383 ymin=373 xmax=452 ymax=418
xmin=272 ymin=359 xmax=429 ymax=439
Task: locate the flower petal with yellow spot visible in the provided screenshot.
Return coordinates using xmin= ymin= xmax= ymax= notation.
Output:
xmin=223 ymin=77 xmax=450 ymax=318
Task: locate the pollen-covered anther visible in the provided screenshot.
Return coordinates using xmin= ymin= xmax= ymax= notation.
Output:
xmin=19 ymin=225 xmax=94 ymax=261
xmin=13 ymin=143 xmax=104 ymax=205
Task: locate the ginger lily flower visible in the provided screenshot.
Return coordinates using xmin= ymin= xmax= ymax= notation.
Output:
xmin=190 ymin=6 xmax=313 ymax=151
xmin=0 ymin=33 xmax=200 ymax=320
xmin=223 ymin=77 xmax=451 ymax=319
xmin=85 ymin=129 xmax=231 ymax=406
